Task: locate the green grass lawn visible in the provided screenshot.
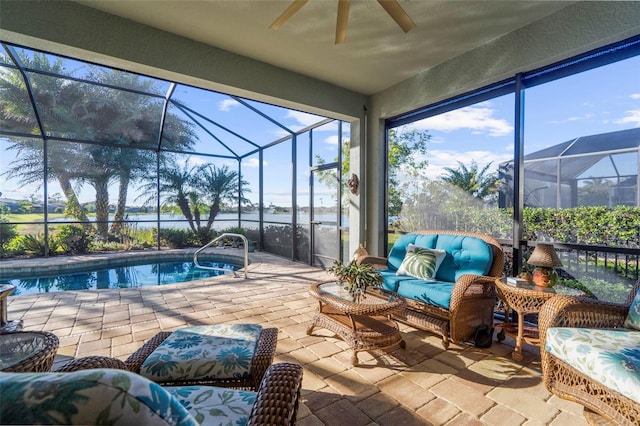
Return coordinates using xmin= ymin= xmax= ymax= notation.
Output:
xmin=5 ymin=213 xmax=67 ymax=222
xmin=5 ymin=213 xmax=69 ymax=234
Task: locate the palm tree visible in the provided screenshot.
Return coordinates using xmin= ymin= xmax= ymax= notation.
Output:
xmin=579 ymin=177 xmax=612 ymax=206
xmin=196 ymin=164 xmax=250 ymax=233
xmin=139 ymin=157 xmax=199 ymax=232
xmin=1 ymin=49 xmax=197 ymax=239
xmin=0 ymin=51 xmax=91 ymax=224
xmin=142 ymin=160 xmax=250 ymax=242
xmin=440 ymin=161 xmax=499 ymax=203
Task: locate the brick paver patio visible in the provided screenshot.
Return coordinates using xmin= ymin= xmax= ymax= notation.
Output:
xmin=3 ymin=249 xmax=588 ymax=425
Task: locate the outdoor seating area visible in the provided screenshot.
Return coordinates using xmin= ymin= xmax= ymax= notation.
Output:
xmin=358 ymin=230 xmax=504 ymax=349
xmin=1 ymin=250 xmax=597 ymax=425
xmin=1 ymin=2 xmax=639 ymax=425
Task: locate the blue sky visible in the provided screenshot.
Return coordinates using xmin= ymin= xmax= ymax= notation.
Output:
xmin=402 ymin=55 xmax=639 ymax=182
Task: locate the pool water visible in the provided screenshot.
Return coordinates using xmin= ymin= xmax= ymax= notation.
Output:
xmin=5 ymin=260 xmax=239 ymax=296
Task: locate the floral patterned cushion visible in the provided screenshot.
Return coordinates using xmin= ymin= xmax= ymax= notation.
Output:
xmin=140 ymin=324 xmax=262 ymax=383
xmin=545 ymin=327 xmax=640 ymax=404
xmin=0 ymin=369 xmax=197 ymax=425
xmin=166 ymin=386 xmax=256 ymax=426
xmin=624 ymin=288 xmax=640 ymax=330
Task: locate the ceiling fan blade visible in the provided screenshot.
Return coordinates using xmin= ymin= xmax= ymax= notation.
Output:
xmin=269 ymin=0 xmax=309 ymax=30
xmin=335 ymin=0 xmax=350 ymax=44
xmin=377 ymin=0 xmax=415 ymax=33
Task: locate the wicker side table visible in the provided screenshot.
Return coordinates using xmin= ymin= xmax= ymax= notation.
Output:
xmin=0 ymin=331 xmax=59 ymax=372
xmin=0 ymin=284 xmax=23 ymax=332
xmin=494 ymin=278 xmax=585 ymax=361
xmin=307 ymin=281 xmax=406 ymax=366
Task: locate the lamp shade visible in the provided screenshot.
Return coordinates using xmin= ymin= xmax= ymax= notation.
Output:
xmin=528 ymin=243 xmax=563 ymax=268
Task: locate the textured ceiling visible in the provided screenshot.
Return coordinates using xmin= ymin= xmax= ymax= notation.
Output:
xmin=75 ymin=1 xmax=573 ymax=95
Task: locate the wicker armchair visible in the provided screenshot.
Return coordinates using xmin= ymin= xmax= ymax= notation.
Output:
xmin=8 ymin=357 xmax=303 ymax=426
xmin=359 ymin=230 xmax=504 ymax=348
xmin=539 ymin=280 xmax=640 ymax=426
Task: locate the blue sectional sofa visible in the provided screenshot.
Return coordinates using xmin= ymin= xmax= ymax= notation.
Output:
xmin=359 ymin=230 xmax=504 ymax=348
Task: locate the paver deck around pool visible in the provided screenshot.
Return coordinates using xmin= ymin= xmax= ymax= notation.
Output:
xmin=3 ymin=249 xmax=589 ymax=425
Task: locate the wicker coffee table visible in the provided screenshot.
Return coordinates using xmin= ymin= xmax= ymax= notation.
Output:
xmin=307 ymin=281 xmax=406 ymax=366
xmin=495 ymin=278 xmax=585 ymax=361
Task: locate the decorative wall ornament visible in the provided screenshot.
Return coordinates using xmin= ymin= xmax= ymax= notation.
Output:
xmin=347 ymin=173 xmax=359 ymax=194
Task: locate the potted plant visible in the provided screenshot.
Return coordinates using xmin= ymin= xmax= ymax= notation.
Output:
xmin=327 ymin=260 xmax=383 ymax=302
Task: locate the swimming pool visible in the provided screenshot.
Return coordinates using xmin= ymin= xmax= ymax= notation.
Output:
xmin=2 ymin=255 xmax=242 ymax=296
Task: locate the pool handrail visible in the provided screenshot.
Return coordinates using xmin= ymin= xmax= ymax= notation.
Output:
xmin=193 ymin=233 xmax=249 ymax=279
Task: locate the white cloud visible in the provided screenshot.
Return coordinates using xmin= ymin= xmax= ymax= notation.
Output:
xmin=404 ymin=149 xmax=512 ymax=180
xmin=324 ymin=135 xmax=339 ymax=146
xmin=630 ymin=93 xmax=640 ymax=100
xmin=286 ymin=110 xmax=328 ymax=127
xmin=218 ymin=99 xmax=240 ymax=112
xmin=242 ymin=158 xmax=261 ymax=168
xmin=549 ymin=114 xmax=591 ymax=124
xmin=270 ymin=128 xmax=294 ymax=139
xmin=614 ymin=110 xmax=640 ymax=127
xmin=567 ymin=113 xmax=595 ymax=121
xmin=409 ymin=104 xmax=513 ymax=137
xmin=268 ymin=112 xmax=339 ymax=139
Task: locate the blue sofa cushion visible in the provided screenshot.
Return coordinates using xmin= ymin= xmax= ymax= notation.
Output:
xmin=395 ymin=280 xmax=455 ymax=309
xmin=382 ymin=233 xmax=494 ymax=311
xmin=387 ymin=234 xmax=437 ymax=271
xmin=434 ymin=234 xmax=493 ymax=282
xmin=379 ymin=270 xmax=416 ymax=293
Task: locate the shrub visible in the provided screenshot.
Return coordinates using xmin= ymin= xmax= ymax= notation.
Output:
xmin=90 ymin=240 xmax=127 ymax=252
xmin=220 ymin=226 xmax=246 ymax=235
xmin=0 ymin=206 xmax=18 ymax=257
xmin=523 ymin=206 xmax=640 ymax=247
xmin=55 ymin=225 xmax=94 ymax=254
xmin=195 ymin=228 xmax=217 ymax=246
xmin=0 ymin=222 xmax=17 ymax=256
xmin=156 ymin=228 xmax=199 ymax=248
xmin=10 ymin=234 xmax=59 ymax=256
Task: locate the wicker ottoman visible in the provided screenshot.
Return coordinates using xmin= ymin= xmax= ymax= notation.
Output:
xmin=125 ymin=324 xmax=277 ymax=391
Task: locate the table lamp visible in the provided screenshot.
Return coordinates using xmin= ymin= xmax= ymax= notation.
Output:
xmin=527 ymin=243 xmax=563 ymax=287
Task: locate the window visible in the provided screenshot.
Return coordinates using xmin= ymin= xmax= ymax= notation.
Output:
xmin=386 ymin=36 xmax=640 ymax=300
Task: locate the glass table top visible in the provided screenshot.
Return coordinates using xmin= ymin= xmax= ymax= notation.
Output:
xmin=499 ymin=278 xmax=586 ymax=296
xmin=0 ymin=332 xmax=49 ymax=370
xmin=318 ymin=281 xmax=401 ymax=305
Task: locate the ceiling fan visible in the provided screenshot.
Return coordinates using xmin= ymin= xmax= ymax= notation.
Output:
xmin=269 ymin=0 xmax=416 ymax=44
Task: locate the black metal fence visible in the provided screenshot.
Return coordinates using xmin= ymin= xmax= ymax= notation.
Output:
xmin=498 ymin=239 xmax=639 ymax=303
